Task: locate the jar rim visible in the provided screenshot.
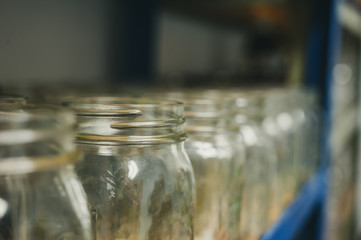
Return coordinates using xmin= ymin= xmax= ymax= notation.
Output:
xmin=63 ymin=96 xmax=187 ymax=145
xmin=148 ymin=92 xmax=235 ymax=117
xmin=0 ymin=93 xmax=27 ymax=105
xmin=145 ymin=91 xmax=238 ymax=133
xmin=0 ymin=105 xmax=77 ymax=173
xmin=0 ymin=105 xmax=76 ymax=145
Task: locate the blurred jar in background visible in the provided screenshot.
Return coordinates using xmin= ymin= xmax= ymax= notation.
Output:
xmin=302 ymin=90 xmax=321 ymax=178
xmin=267 ymin=89 xmax=320 ymax=188
xmin=0 ymin=94 xmax=27 ymax=108
xmin=165 ymin=89 xmax=280 ymax=239
xmin=227 ymin=93 xmax=275 ymax=240
xmin=186 ymin=89 xmax=279 ymax=237
xmin=261 ymin=91 xmax=298 ymax=206
xmin=0 ymin=105 xmax=91 ymax=240
xmin=64 ymin=97 xmax=195 ymax=240
xmin=262 ymin=89 xmax=320 ymax=204
xmin=279 ymin=89 xmax=317 ymax=189
xmin=181 ymin=98 xmax=243 ymax=240
xmin=287 ymin=90 xmax=308 ymax=186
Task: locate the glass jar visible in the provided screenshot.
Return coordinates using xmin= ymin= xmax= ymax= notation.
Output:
xmin=303 ymin=90 xmax=321 ymax=177
xmin=258 ymin=91 xmax=297 ymax=207
xmin=181 ymin=98 xmax=243 ymax=240
xmin=0 ymin=105 xmax=91 ymax=240
xmin=288 ymin=90 xmax=321 ymax=184
xmin=64 ymin=97 xmax=195 ymax=240
xmin=286 ymin=90 xmax=314 ymax=187
xmin=222 ymin=93 xmax=275 ymax=240
xmin=267 ymin=89 xmax=318 ymax=201
xmin=183 ymin=89 xmax=280 ymax=237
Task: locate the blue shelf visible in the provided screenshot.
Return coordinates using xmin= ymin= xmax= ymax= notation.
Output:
xmin=261 ymin=169 xmax=328 ymax=240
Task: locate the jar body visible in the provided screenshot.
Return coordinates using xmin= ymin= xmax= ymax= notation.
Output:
xmin=76 ymin=142 xmax=195 ymax=240
xmin=185 ymin=133 xmax=243 ymax=240
xmin=0 ymin=165 xmax=91 ymax=240
xmin=303 ymin=103 xmax=321 ymax=178
xmin=237 ymin=123 xmax=274 ymax=240
xmin=262 ymin=115 xmax=295 ymax=208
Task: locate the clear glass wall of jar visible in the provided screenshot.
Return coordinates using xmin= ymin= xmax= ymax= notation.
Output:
xmin=64 ymin=97 xmax=195 ymax=240
xmin=258 ymin=91 xmax=297 ymax=207
xmin=222 ymin=93 xmax=275 ymax=240
xmin=144 ymin=90 xmax=244 ymax=240
xmin=303 ymin=90 xmax=321 ymax=177
xmin=181 ymin=98 xmax=243 ymax=240
xmin=163 ymin=89 xmax=275 ymax=239
xmin=287 ymin=90 xmax=321 ymax=185
xmin=0 ymin=105 xmax=91 ymax=240
xmin=265 ymin=90 xmax=312 ymax=199
xmin=180 ymin=89 xmax=280 ymax=237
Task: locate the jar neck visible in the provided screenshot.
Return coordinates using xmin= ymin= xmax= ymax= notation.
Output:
xmin=74 ymin=115 xmax=186 ymax=145
xmin=76 ymin=140 xmax=185 ymax=156
xmin=234 ymin=96 xmax=266 ymax=126
xmin=181 ymin=98 xmax=237 ymax=135
xmin=64 ymin=97 xmax=187 ymax=145
xmin=184 ymin=116 xmax=236 ymax=134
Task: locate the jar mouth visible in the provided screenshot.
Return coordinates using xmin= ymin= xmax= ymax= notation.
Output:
xmin=150 ymin=92 xmax=234 ymax=118
xmin=183 ymin=98 xmax=232 ymax=117
xmin=162 ymin=95 xmax=237 ymax=133
xmin=0 ymin=105 xmax=77 ymax=174
xmin=0 ymin=93 xmax=27 ymax=107
xmin=63 ymin=96 xmax=186 ymax=144
xmin=0 ymin=105 xmax=76 ymax=146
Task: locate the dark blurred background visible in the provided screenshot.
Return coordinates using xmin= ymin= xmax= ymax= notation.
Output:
xmin=0 ymin=0 xmax=324 ymax=88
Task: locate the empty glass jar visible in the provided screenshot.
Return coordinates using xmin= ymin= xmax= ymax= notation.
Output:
xmin=221 ymin=93 xmax=274 ymax=240
xmin=265 ymin=90 xmax=312 ymax=204
xmin=303 ymin=90 xmax=321 ymax=178
xmin=0 ymin=105 xmax=91 ymax=240
xmin=151 ymin=89 xmax=245 ymax=240
xmin=64 ymin=97 xmax=195 ymax=240
xmin=180 ymin=89 xmax=278 ymax=238
xmin=181 ymin=98 xmax=243 ymax=240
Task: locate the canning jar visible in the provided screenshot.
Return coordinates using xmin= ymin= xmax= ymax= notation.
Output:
xmin=258 ymin=91 xmax=297 ymax=207
xmin=180 ymin=98 xmax=243 ymax=240
xmin=0 ymin=105 xmax=91 ymax=240
xmin=303 ymin=90 xmax=321 ymax=177
xmin=64 ymin=97 xmax=195 ymax=240
xmin=223 ymin=93 xmax=275 ymax=240
xmin=186 ymin=89 xmax=278 ymax=236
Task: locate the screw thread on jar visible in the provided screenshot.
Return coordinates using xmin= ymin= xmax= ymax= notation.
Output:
xmin=63 ymin=97 xmax=187 ymax=145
